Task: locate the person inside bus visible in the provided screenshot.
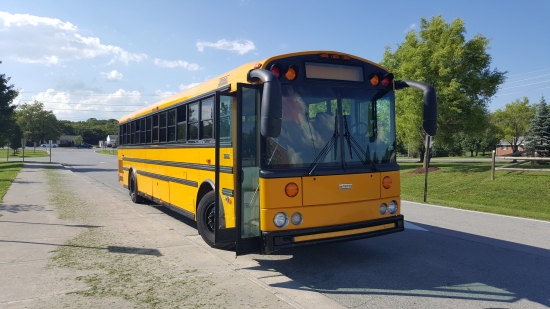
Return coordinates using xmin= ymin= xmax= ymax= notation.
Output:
xmin=276 ymin=87 xmax=321 ymax=166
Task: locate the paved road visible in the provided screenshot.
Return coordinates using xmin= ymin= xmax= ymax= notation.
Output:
xmin=12 ymin=147 xmax=550 ymax=308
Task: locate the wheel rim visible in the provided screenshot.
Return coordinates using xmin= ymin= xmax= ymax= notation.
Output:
xmin=205 ymin=203 xmax=215 ymax=233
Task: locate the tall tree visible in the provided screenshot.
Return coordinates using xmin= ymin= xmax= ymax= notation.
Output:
xmin=0 ymin=74 xmax=19 ymax=146
xmin=492 ymin=97 xmax=534 ymax=153
xmin=8 ymin=123 xmax=23 ymax=155
xmin=524 ymin=96 xmax=550 ymax=157
xmin=381 ymin=15 xmax=506 ymax=162
xmin=15 ymin=101 xmax=61 ymax=143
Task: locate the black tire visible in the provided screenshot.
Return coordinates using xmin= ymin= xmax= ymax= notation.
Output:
xmin=197 ymin=191 xmax=234 ymax=250
xmin=129 ymin=172 xmax=144 ymax=204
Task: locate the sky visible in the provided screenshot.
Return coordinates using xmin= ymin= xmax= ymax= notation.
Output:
xmin=1 ymin=0 xmax=549 ymax=122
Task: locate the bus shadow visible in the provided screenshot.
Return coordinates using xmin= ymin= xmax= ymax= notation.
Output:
xmin=250 ymin=222 xmax=550 ymax=307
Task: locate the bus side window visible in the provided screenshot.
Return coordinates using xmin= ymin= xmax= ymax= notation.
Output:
xmin=177 ymin=105 xmax=187 ymax=142
xmin=219 ymin=96 xmax=232 ymax=144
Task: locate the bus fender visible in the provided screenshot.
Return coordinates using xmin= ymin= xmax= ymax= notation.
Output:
xmin=197 ymin=180 xmax=226 ymax=228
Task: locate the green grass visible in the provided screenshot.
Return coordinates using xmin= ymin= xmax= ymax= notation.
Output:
xmin=0 ymin=148 xmax=49 ymax=158
xmin=400 ymin=162 xmax=550 ymax=221
xmin=97 ymin=149 xmax=117 ymax=155
xmin=0 ymin=162 xmax=24 ymax=204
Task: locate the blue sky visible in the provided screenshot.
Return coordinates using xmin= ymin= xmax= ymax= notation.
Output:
xmin=1 ymin=0 xmax=549 ymax=121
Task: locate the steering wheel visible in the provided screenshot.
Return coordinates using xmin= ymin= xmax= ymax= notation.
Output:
xmin=349 ymin=122 xmax=368 ymax=135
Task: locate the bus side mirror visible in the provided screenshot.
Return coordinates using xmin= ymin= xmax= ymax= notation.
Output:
xmin=247 ymin=69 xmax=282 ymax=137
xmin=395 ymin=80 xmax=438 ymax=136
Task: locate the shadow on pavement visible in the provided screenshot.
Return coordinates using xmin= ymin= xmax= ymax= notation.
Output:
xmin=248 ymin=222 xmax=550 ymax=307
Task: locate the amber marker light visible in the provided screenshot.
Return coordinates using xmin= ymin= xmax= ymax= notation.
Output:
xmin=254 ymin=63 xmax=262 ymax=69
xmin=285 ymin=66 xmax=297 ymax=81
xmin=319 ymin=53 xmax=329 ymax=59
xmin=285 ymin=182 xmax=299 ymax=197
xmin=370 ymin=74 xmax=379 ymax=86
xmin=382 ymin=176 xmax=392 ymax=189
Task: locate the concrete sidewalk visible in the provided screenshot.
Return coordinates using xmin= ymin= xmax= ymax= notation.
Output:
xmin=0 ymin=162 xmax=344 ymax=308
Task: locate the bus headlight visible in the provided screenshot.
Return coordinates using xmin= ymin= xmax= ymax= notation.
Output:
xmin=380 ymin=203 xmax=388 ymax=215
xmin=291 ymin=212 xmax=303 ymax=225
xmin=274 ymin=212 xmax=288 ymax=228
xmin=388 ymin=200 xmax=398 ymax=214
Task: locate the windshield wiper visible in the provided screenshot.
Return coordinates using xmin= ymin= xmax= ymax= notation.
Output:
xmin=307 ymin=113 xmax=339 ymax=175
xmin=343 ymin=115 xmax=378 ymax=171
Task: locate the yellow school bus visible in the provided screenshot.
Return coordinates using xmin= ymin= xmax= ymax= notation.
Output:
xmin=118 ymin=51 xmax=437 ymax=254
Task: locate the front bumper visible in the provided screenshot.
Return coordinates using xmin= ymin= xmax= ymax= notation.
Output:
xmin=262 ymin=215 xmax=404 ymax=253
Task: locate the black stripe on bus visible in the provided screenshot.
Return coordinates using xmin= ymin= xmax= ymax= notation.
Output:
xmin=137 ymin=170 xmax=199 ymax=188
xmin=122 ymin=167 xmax=130 ymax=171
xmin=124 ymin=157 xmax=233 ymax=174
xmin=221 ymin=188 xmax=234 ymax=197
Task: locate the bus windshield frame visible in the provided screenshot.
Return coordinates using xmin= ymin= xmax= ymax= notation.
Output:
xmin=261 ymin=84 xmax=396 ymax=174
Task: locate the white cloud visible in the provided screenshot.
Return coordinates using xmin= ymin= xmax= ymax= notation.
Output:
xmin=179 ymin=82 xmax=200 ymax=90
xmin=22 ymin=88 xmax=148 ymax=121
xmin=407 ymin=23 xmax=417 ymax=32
xmin=0 ymin=11 xmax=148 ymax=65
xmin=196 ymin=39 xmax=256 ymax=55
xmin=153 ymin=58 xmax=200 ymax=70
xmin=154 ymin=90 xmax=178 ymax=99
xmin=101 ymin=70 xmax=123 ymax=81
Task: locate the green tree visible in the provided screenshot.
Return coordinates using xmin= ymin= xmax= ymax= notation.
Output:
xmin=0 ymin=74 xmax=19 ymax=146
xmin=73 ymin=135 xmax=83 ymax=145
xmin=15 ymin=101 xmax=62 ymax=144
xmin=492 ymin=97 xmax=535 ymax=153
xmin=381 ymin=15 xmax=506 ymax=163
xmin=524 ymin=96 xmax=550 ymax=157
xmin=8 ymin=123 xmax=23 ymax=155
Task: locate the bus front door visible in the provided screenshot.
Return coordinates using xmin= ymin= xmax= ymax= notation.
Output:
xmin=235 ymin=84 xmax=262 ymax=255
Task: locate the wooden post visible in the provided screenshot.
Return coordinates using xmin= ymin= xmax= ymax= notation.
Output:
xmin=491 ymin=150 xmax=496 ymax=180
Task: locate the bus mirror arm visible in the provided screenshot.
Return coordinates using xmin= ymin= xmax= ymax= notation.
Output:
xmin=395 ymin=80 xmax=438 ymax=137
xmin=247 ymin=69 xmax=283 ymax=137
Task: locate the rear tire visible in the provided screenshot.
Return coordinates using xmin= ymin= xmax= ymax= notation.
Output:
xmin=129 ymin=172 xmax=144 ymax=204
xmin=197 ymin=191 xmax=234 ymax=250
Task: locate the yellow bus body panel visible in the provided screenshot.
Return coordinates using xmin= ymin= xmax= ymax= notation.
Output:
xmin=260 ymin=197 xmax=401 ymax=232
xmin=302 ymin=173 xmax=381 ymax=205
xmin=259 ymin=177 xmax=303 ymax=209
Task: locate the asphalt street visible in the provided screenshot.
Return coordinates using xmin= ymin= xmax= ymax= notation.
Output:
xmin=2 ymin=147 xmax=549 ymax=308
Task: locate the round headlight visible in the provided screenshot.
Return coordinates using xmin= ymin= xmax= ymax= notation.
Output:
xmin=273 ymin=212 xmax=288 ymax=228
xmin=291 ymin=212 xmax=303 ymax=225
xmin=389 ymin=200 xmax=398 ymax=214
xmin=380 ymin=203 xmax=388 ymax=215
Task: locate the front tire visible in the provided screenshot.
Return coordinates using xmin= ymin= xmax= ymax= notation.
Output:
xmin=129 ymin=172 xmax=143 ymax=204
xmin=197 ymin=191 xmax=234 ymax=250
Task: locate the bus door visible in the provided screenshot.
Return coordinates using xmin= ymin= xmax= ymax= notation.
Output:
xmin=214 ymin=91 xmax=237 ymax=246
xmin=235 ymin=84 xmax=262 ymax=255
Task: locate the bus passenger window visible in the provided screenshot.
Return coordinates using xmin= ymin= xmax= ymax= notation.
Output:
xmin=177 ymin=105 xmax=186 ymax=142
xmin=146 ymin=116 xmax=152 ymax=144
xmin=188 ymin=103 xmax=199 ymax=140
xmin=160 ymin=112 xmax=167 ymax=143
xmin=152 ymin=114 xmax=159 ymax=143
xmin=168 ymin=109 xmax=176 ymax=142
xmin=219 ymin=96 xmax=232 ymax=143
xmin=201 ymin=98 xmax=213 ymax=140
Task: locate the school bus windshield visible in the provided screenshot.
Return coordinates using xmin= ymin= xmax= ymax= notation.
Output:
xmin=263 ymin=84 xmax=396 ymax=170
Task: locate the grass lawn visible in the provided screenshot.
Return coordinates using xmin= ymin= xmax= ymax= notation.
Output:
xmin=0 ymin=148 xmax=49 ymax=158
xmin=97 ymin=149 xmax=117 ymax=155
xmin=0 ymin=162 xmax=24 ymax=204
xmin=400 ymin=162 xmax=550 ymax=221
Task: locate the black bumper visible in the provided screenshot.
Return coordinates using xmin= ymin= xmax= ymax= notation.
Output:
xmin=262 ymin=215 xmax=404 ymax=253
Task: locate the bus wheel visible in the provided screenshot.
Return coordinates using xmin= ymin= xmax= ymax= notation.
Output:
xmin=129 ymin=173 xmax=143 ymax=204
xmin=197 ymin=191 xmax=234 ymax=250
